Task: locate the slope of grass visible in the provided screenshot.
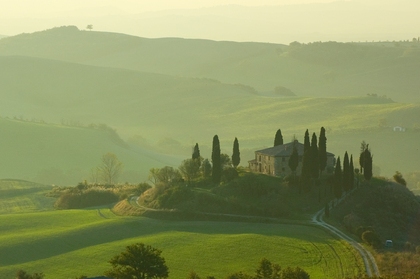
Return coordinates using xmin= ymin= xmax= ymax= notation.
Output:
xmin=0 ymin=117 xmax=181 ymax=185
xmin=0 ymin=209 xmax=361 ymax=279
xmin=0 ymin=180 xmax=54 ymax=214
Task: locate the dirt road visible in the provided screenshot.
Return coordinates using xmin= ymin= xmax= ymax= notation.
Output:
xmin=312 ymin=208 xmax=380 ymax=277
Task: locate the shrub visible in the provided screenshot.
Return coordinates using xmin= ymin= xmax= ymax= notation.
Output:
xmin=362 ymin=231 xmax=381 ymax=247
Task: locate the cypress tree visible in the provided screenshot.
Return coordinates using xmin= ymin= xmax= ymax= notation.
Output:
xmin=343 ymin=152 xmax=350 ymax=192
xmin=288 ymin=140 xmax=299 ymax=185
xmin=192 ymin=143 xmax=200 ymax=160
xmin=304 ymin=129 xmax=310 ymax=153
xmin=300 ymin=132 xmax=312 ymax=192
xmin=274 ymin=129 xmax=284 ymax=146
xmin=318 ymin=127 xmax=327 ymax=176
xmin=310 ymin=132 xmax=319 ymax=179
xmin=232 ymin=137 xmax=240 ymax=169
xmin=359 ymin=141 xmax=367 ymax=174
xmin=333 ymin=157 xmax=342 ymax=199
xmin=363 ymin=148 xmax=373 ymax=181
xmin=211 ymin=135 xmax=221 ymax=184
xmin=349 ymin=155 xmax=355 ymax=190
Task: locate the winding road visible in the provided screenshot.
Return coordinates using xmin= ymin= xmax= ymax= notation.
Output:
xmin=312 ymin=208 xmax=380 ymax=277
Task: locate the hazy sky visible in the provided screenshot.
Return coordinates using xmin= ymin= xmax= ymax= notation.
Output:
xmin=0 ymin=0 xmax=418 ymax=43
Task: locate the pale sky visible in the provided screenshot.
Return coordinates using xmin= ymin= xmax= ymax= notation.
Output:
xmin=0 ymin=0 xmax=418 ymax=43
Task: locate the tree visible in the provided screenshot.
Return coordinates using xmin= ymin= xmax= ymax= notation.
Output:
xmin=200 ymin=159 xmax=212 ymax=178
xmin=318 ymin=127 xmax=327 ymax=176
xmin=16 ymin=270 xmax=44 ymax=279
xmin=192 ymin=143 xmax=201 ymax=163
xmin=303 ymin=129 xmax=310 ymax=152
xmin=187 ymin=271 xmax=201 ymax=279
xmin=255 ymin=258 xmax=281 ymax=279
xmin=363 ymin=148 xmax=373 ymax=181
xmin=274 ymin=129 xmax=284 ymax=146
xmin=300 ymin=131 xmax=312 ymax=193
xmin=349 ymin=155 xmax=355 ymax=190
xmin=232 ymin=137 xmax=241 ymax=168
xmin=393 ymin=171 xmax=407 ymax=186
xmin=86 ymin=24 xmax=93 ymax=31
xmin=342 ymin=152 xmax=351 ymax=192
xmin=288 ymin=140 xmax=299 ymax=185
xmin=359 ymin=141 xmax=367 ymax=174
xmin=179 ymin=158 xmax=200 ymax=183
xmin=310 ymin=132 xmax=319 ymax=179
xmin=156 ymin=166 xmax=182 ymax=185
xmin=211 ymin=135 xmax=221 ymax=184
xmin=281 ymin=267 xmax=309 ymax=279
xmin=99 ymin=152 xmax=123 ymax=185
xmin=105 ymin=243 xmax=169 ymax=279
xmin=333 ymin=156 xmax=342 ymax=199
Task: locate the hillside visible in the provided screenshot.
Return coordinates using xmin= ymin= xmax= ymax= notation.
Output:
xmin=0 ymin=26 xmax=419 ymax=103
xmin=0 ymin=117 xmax=181 ymax=185
xmin=0 ymin=55 xmax=419 ymax=177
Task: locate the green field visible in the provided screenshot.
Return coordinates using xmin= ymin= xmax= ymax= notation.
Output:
xmin=0 ymin=208 xmax=362 ymax=279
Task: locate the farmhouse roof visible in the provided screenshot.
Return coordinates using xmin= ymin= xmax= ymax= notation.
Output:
xmin=256 ymin=141 xmax=333 ymax=157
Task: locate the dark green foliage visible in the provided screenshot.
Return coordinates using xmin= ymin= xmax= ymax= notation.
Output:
xmin=222 ymin=167 xmax=238 ymax=182
xmin=105 ymin=243 xmax=168 ymax=279
xmin=393 ymin=171 xmax=407 ymax=186
xmin=318 ymin=127 xmax=327 ymax=175
xmin=300 ymin=131 xmax=312 ymax=192
xmin=212 ymin=135 xmax=221 ymax=184
xmin=310 ymin=133 xmax=319 ymax=179
xmin=232 ymin=137 xmax=240 ymax=168
xmin=333 ymin=157 xmax=342 ymax=199
xmin=54 ymin=189 xmax=119 ymax=209
xmin=187 ymin=271 xmax=201 ymax=279
xmin=359 ymin=141 xmax=367 ymax=174
xmin=342 ymin=152 xmax=351 ymax=192
xmin=255 ymin=258 xmax=281 ymax=279
xmin=303 ymin=129 xmax=310 ymax=152
xmin=16 ymin=270 xmax=44 ymax=279
xmin=274 ymin=129 xmax=283 ymax=146
xmin=325 ymin=202 xmax=330 ymax=218
xmin=361 ymin=231 xmax=381 ymax=247
xmin=225 ymin=272 xmax=253 ymax=279
xmin=192 ymin=143 xmax=201 ymax=160
xmin=363 ymin=148 xmax=373 ymax=181
xmin=157 ymin=186 xmax=195 ymax=210
xmin=280 ymin=267 xmax=310 ymax=279
xmin=201 ymin=159 xmax=212 ymax=178
xmin=349 ymin=155 xmax=354 ymax=190
xmin=179 ymin=158 xmax=200 ymax=183
xmin=288 ymin=141 xmax=299 ymax=184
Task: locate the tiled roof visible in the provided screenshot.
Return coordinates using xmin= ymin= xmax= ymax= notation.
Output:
xmin=256 ymin=141 xmax=334 ymax=157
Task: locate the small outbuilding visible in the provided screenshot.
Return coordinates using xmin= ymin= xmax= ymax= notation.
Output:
xmin=393 ymin=126 xmax=406 ymax=132
xmin=385 ymin=240 xmax=393 ymax=248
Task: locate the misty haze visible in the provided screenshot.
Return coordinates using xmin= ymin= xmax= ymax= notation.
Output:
xmin=0 ymin=1 xmax=419 ymax=279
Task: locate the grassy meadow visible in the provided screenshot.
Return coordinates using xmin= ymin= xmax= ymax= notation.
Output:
xmin=0 ymin=207 xmax=362 ymax=279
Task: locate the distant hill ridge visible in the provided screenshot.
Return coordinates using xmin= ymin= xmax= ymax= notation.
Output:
xmin=0 ymin=26 xmax=419 ymax=103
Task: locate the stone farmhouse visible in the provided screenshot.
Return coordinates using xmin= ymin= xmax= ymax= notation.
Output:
xmin=248 ymin=141 xmax=335 ymax=177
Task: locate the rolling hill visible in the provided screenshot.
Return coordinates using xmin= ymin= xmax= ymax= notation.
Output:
xmin=0 ymin=27 xmax=418 ymax=182
xmin=1 ymin=26 xmax=419 ymax=103
xmin=0 ymin=117 xmax=181 ymax=185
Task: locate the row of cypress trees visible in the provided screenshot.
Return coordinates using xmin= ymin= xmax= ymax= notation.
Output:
xmin=209 ymin=135 xmax=241 ymax=184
